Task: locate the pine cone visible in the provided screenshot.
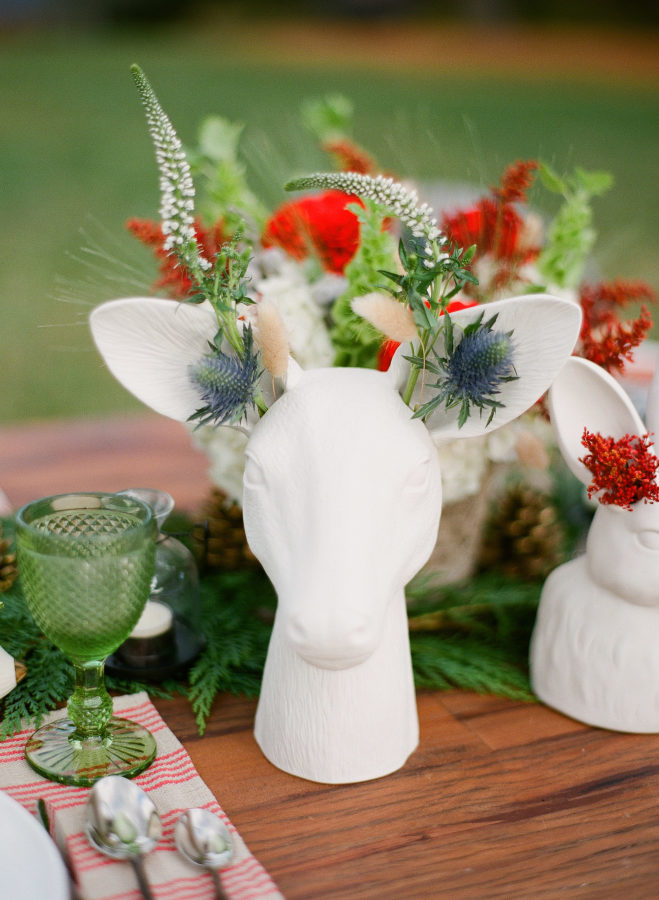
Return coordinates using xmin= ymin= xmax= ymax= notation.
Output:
xmin=194 ymin=488 xmax=260 ymax=572
xmin=0 ymin=525 xmax=17 ymax=593
xmin=478 ymin=483 xmax=566 ymax=581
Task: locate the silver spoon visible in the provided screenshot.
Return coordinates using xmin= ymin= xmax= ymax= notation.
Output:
xmin=175 ymin=808 xmax=233 ymax=899
xmin=85 ymin=775 xmax=162 ymax=900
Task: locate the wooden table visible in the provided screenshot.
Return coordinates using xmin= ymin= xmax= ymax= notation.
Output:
xmin=3 ymin=414 xmax=659 ymax=899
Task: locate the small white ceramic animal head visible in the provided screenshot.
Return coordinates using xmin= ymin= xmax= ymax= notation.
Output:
xmin=91 ymin=293 xmax=581 ymax=670
xmin=548 ymin=356 xmax=659 ymax=607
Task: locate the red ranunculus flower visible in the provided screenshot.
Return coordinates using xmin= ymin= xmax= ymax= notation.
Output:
xmin=262 ymin=190 xmax=362 ymax=275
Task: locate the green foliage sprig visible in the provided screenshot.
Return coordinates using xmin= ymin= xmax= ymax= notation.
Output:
xmin=383 ymin=234 xmax=477 ymax=323
xmin=187 ymin=570 xmax=275 ymax=734
xmin=408 ymin=572 xmax=541 ymax=701
xmin=537 ymin=162 xmax=614 ymax=289
xmin=331 ymin=201 xmax=399 ymax=368
xmin=189 ymin=115 xmax=268 ymax=235
xmin=300 ymin=94 xmax=354 ymax=143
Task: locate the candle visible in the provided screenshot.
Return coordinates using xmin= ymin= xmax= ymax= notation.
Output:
xmin=116 ymin=600 xmax=175 ymax=669
xmin=130 ymin=600 xmax=173 ymax=639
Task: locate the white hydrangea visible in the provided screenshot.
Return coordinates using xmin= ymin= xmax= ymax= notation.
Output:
xmin=435 ymin=435 xmax=490 ymax=504
xmin=191 ymin=425 xmax=249 ymax=505
xmin=246 ymin=250 xmax=335 ymax=369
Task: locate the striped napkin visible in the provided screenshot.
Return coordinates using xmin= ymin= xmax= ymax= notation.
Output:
xmin=0 ymin=692 xmax=284 ymax=900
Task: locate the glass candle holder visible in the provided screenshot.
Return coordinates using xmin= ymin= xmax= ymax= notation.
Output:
xmin=16 ymin=492 xmax=158 ymax=785
xmin=107 ymin=489 xmax=204 ymax=681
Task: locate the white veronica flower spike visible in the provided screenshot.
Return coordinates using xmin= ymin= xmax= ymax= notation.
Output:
xmin=90 ymin=297 xmax=218 ymax=422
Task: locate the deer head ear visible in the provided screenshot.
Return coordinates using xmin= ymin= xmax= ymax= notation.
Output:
xmin=90 ymin=297 xmax=296 ymax=436
xmin=548 ymin=356 xmax=647 ymax=487
xmin=90 ymin=297 xmax=219 ymax=423
xmin=285 ymin=356 xmax=304 ymax=390
xmin=388 ymin=294 xmax=582 ymax=440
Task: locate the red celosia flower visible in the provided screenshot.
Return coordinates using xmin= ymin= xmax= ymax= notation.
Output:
xmin=262 ymin=190 xmax=363 ymax=275
xmin=579 ymin=428 xmax=659 ymax=510
xmin=578 ymin=280 xmax=657 ymax=374
xmin=321 ymin=138 xmax=379 ymax=176
xmin=496 ymin=159 xmax=539 ymax=204
xmin=440 ymin=160 xmax=540 ymax=299
xmin=126 ymin=217 xmax=228 ymax=299
xmin=376 ymin=298 xmax=480 ymax=371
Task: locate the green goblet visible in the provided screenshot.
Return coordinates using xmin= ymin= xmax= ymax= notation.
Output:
xmin=16 ymin=492 xmax=158 ymax=786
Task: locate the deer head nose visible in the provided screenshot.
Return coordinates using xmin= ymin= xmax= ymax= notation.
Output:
xmin=286 ymin=608 xmax=378 ymax=670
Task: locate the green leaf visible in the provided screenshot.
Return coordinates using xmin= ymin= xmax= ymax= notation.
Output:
xmin=300 ymin=94 xmax=353 ymax=142
xmin=574 ymin=167 xmax=614 ymax=196
xmin=538 ymin=161 xmax=566 ymax=194
xmin=403 ymin=353 xmax=427 ymax=368
xmin=379 ymin=269 xmax=406 ymax=288
xmin=198 ymin=116 xmax=244 ymax=164
xmin=410 ymin=297 xmax=436 ymax=332
xmin=457 ymin=399 xmax=470 ymax=429
xmin=412 ymin=396 xmax=442 ymax=420
xmin=463 ymin=310 xmax=486 ymax=337
xmin=443 ymin=313 xmax=454 ymax=355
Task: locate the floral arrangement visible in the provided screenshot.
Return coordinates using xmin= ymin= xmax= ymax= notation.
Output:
xmin=124 ymin=65 xmax=656 ymax=510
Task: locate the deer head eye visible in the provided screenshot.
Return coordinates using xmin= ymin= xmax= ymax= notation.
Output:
xmin=244 ymin=454 xmax=266 ymax=490
xmin=638 ymin=530 xmax=659 ymax=551
xmin=405 ymin=457 xmax=433 ymax=494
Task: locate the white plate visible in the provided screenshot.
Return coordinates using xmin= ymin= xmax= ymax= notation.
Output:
xmin=0 ymin=790 xmax=70 ymax=900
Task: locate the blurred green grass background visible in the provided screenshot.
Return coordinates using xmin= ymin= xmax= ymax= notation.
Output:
xmin=1 ymin=17 xmax=657 ymax=424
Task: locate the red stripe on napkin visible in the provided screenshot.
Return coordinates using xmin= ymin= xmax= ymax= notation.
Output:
xmin=0 ymin=692 xmax=284 ymax=900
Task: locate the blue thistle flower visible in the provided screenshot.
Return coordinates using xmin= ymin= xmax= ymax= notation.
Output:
xmin=415 ymin=313 xmax=518 ymax=427
xmin=188 ymin=326 xmax=262 ymax=427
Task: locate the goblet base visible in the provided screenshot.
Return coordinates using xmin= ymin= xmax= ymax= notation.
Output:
xmin=25 ymin=716 xmax=157 ymax=786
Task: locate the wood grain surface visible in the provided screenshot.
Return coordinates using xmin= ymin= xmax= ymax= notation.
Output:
xmin=4 ymin=415 xmax=659 ymax=898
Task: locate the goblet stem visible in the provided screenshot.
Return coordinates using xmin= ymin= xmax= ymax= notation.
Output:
xmin=67 ymin=659 xmax=113 ymax=738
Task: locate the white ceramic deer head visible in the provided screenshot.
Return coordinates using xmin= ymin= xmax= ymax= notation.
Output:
xmin=91 ymin=292 xmax=580 ymax=782
xmin=530 ymin=355 xmax=659 ymax=732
